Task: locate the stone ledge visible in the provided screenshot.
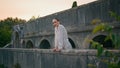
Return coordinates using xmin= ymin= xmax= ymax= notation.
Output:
xmin=0 ymin=48 xmax=120 ymax=56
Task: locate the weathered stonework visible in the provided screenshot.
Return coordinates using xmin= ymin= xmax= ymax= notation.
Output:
xmin=0 ymin=49 xmax=120 ymax=68
xmin=11 ymin=0 xmax=120 ymax=49
xmin=0 ymin=0 xmax=120 ymax=68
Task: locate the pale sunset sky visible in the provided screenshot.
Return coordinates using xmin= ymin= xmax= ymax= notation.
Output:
xmin=0 ymin=0 xmax=96 ymax=20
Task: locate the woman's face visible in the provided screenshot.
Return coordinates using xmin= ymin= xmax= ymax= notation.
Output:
xmin=52 ymin=19 xmax=59 ymax=27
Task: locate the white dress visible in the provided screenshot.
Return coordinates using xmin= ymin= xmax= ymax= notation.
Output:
xmin=54 ymin=24 xmax=72 ymax=49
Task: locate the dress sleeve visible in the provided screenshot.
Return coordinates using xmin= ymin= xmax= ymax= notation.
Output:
xmin=58 ymin=26 xmax=64 ymax=49
xmin=54 ymin=28 xmax=57 ymax=48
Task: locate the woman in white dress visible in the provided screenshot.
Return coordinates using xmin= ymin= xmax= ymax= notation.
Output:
xmin=52 ymin=18 xmax=72 ymax=52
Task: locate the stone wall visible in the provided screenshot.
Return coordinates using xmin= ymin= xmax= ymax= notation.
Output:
xmin=21 ymin=0 xmax=120 ymax=36
xmin=0 ymin=48 xmax=120 ymax=68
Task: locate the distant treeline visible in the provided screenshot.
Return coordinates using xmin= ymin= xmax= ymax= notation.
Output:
xmin=0 ymin=17 xmax=26 ymax=47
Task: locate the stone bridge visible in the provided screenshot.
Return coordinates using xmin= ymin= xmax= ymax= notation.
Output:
xmin=12 ymin=0 xmax=120 ymax=49
xmin=0 ymin=0 xmax=120 ymax=68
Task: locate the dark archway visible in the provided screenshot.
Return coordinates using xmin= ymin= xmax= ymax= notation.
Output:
xmin=68 ymin=38 xmax=76 ymax=48
xmin=91 ymin=35 xmax=114 ymax=49
xmin=26 ymin=40 xmax=34 ymax=48
xmin=39 ymin=39 xmax=50 ymax=49
xmin=22 ymin=41 xmax=25 ymax=48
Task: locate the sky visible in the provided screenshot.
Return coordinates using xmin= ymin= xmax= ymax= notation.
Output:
xmin=0 ymin=0 xmax=96 ymax=20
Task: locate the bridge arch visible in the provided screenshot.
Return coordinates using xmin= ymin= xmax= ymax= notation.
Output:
xmin=83 ymin=33 xmax=114 ymax=49
xmin=39 ymin=39 xmax=51 ymax=49
xmin=26 ymin=40 xmax=34 ymax=48
xmin=21 ymin=40 xmax=25 ymax=48
xmin=68 ymin=38 xmax=76 ymax=49
xmin=90 ymin=35 xmax=114 ymax=49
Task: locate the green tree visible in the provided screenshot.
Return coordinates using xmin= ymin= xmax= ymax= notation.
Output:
xmin=88 ymin=12 xmax=120 ymax=68
xmin=0 ymin=64 xmax=6 ymax=68
xmin=28 ymin=15 xmax=40 ymax=22
xmin=13 ymin=63 xmax=21 ymax=68
xmin=72 ymin=1 xmax=77 ymax=8
xmin=0 ymin=27 xmax=12 ymax=47
xmin=0 ymin=17 xmax=26 ymax=47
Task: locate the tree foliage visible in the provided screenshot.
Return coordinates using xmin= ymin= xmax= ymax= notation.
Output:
xmin=0 ymin=64 xmax=6 ymax=68
xmin=72 ymin=1 xmax=77 ymax=8
xmin=13 ymin=63 xmax=21 ymax=68
xmin=0 ymin=17 xmax=26 ymax=47
xmin=89 ymin=11 xmax=120 ymax=68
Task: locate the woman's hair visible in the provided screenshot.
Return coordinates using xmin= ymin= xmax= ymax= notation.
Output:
xmin=54 ymin=18 xmax=59 ymax=21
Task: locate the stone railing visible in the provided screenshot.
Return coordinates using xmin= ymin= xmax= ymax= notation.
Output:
xmin=0 ymin=48 xmax=120 ymax=68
